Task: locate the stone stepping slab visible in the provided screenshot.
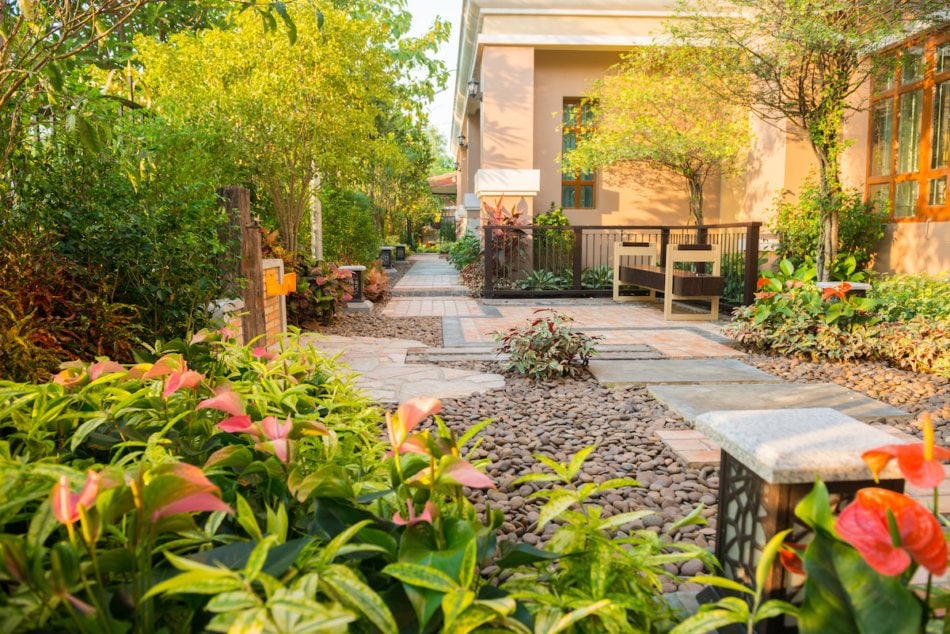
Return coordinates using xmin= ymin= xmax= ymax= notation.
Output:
xmin=648 ymin=382 xmax=909 ymax=422
xmin=588 ymin=359 xmax=781 ymax=387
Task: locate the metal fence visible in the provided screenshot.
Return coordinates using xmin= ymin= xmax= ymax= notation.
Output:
xmin=482 ymin=222 xmax=761 ymax=305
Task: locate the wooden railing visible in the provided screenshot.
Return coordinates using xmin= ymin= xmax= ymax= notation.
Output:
xmin=482 ymin=222 xmax=761 ymax=305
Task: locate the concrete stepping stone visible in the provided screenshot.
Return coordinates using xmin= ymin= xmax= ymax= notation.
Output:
xmin=588 ymin=359 xmax=781 ymax=387
xmin=648 ymin=382 xmax=909 ymax=422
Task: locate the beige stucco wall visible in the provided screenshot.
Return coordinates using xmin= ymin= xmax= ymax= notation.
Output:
xmin=480 ymin=14 xmax=671 ymax=39
xmin=533 ymin=49 xmax=724 ymax=226
xmin=877 ymin=223 xmax=950 ymax=274
xmin=481 ymin=46 xmax=535 ymax=169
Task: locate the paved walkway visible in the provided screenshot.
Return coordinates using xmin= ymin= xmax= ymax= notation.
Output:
xmin=309 ymin=253 xmax=939 ymax=508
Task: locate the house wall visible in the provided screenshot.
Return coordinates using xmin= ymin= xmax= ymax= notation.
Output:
xmin=481 ymin=46 xmax=535 ymax=170
xmin=533 ymin=49 xmax=726 ymax=226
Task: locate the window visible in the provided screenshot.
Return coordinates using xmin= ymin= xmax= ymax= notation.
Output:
xmin=561 ymin=99 xmax=595 ymax=209
xmin=867 ymin=32 xmax=950 ymax=221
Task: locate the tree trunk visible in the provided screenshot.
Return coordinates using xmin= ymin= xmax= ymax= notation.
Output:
xmin=687 ymin=173 xmax=704 ymax=229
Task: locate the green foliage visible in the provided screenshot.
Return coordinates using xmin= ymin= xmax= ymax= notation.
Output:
xmin=460 ymin=261 xmax=485 ymax=298
xmin=516 ymin=269 xmax=564 ymax=291
xmin=532 ymin=204 xmax=574 ymax=270
xmin=363 ymin=262 xmax=390 ymax=303
xmin=770 ymin=182 xmax=888 ymax=272
xmin=287 ymin=261 xmax=354 ymax=326
xmin=503 ymin=447 xmax=717 ymax=633
xmin=870 ymin=273 xmax=950 ymax=321
xmin=581 ymin=265 xmax=613 ymax=290
xmin=321 ymin=187 xmax=381 ymax=264
xmin=728 ymin=261 xmax=950 ymax=376
xmin=447 ymin=233 xmax=482 ymax=271
xmin=493 ymin=310 xmax=601 ymax=379
xmin=0 ymin=221 xmax=137 ymax=381
xmin=720 ymin=253 xmax=746 ymax=304
xmin=563 ymin=46 xmax=749 ymax=226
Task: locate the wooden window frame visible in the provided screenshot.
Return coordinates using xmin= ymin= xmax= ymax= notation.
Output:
xmin=561 ymin=98 xmax=596 ymax=209
xmin=866 ymin=29 xmax=950 ymax=222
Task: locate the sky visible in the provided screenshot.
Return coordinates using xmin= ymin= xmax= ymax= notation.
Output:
xmin=405 ymin=0 xmax=464 ymax=152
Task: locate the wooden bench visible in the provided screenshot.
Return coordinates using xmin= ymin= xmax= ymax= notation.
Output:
xmin=613 ymin=242 xmax=724 ymax=321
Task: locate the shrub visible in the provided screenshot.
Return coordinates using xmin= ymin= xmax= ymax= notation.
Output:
xmin=516 ymin=269 xmax=563 ymax=290
xmin=532 ymin=203 xmax=574 ymax=270
xmin=363 ymin=261 xmax=390 ymax=303
xmin=447 ymin=232 xmax=481 ymax=270
xmin=287 ymin=260 xmax=354 ymax=326
xmin=770 ymin=180 xmax=888 ymax=272
xmin=459 ymin=261 xmax=484 ymax=297
xmin=321 ymin=187 xmax=381 ymax=263
xmin=493 ymin=309 xmax=601 ymax=379
xmin=870 ymin=272 xmax=950 ymax=321
xmin=581 ymin=265 xmax=613 ymax=289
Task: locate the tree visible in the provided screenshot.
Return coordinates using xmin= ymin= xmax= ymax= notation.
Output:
xmin=670 ymin=0 xmax=947 ymax=279
xmin=136 ymin=0 xmax=447 ymax=259
xmin=562 ymin=46 xmax=749 ymax=229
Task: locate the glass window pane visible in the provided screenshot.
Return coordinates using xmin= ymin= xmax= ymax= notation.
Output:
xmin=580 ymin=185 xmax=594 ymax=208
xmin=937 ymin=43 xmax=950 ymax=74
xmin=563 ymin=103 xmax=577 ymax=126
xmin=873 ymin=57 xmax=896 ymax=93
xmin=901 ymin=47 xmax=924 ymax=84
xmin=870 ymin=100 xmax=893 ymax=176
xmin=897 ymin=89 xmax=922 ymax=173
xmin=562 ymin=129 xmax=576 ymax=153
xmin=932 ymin=81 xmax=950 ymax=169
xmin=581 ymin=103 xmax=594 ymax=126
xmin=894 ymin=181 xmax=918 ymax=217
xmin=580 ymin=169 xmax=594 ymax=180
xmin=562 ymin=186 xmax=576 ymax=208
xmin=929 ymin=177 xmax=947 ymax=207
xmin=868 ymin=184 xmax=890 ymax=214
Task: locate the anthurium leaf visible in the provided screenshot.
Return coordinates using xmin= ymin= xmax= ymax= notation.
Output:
xmin=322 ymin=563 xmax=398 ymax=634
xmin=755 ymin=529 xmax=792 ymax=593
xmin=495 ymin=542 xmax=560 ymax=569
xmin=795 ymin=479 xmax=836 ymax=534
xmin=798 ymin=531 xmax=922 ymax=634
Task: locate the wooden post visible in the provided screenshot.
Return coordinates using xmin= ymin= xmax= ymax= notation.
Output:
xmin=218 ymin=186 xmax=265 ymax=345
xmin=660 ymin=227 xmax=671 ymax=267
xmin=743 ymin=222 xmax=761 ymax=306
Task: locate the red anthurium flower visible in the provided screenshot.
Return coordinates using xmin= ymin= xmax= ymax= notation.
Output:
xmin=197 ymin=386 xmax=245 ymax=417
xmin=162 ymin=369 xmax=204 ymax=398
xmin=836 ymin=487 xmax=947 ymax=576
xmin=756 ymin=276 xmax=769 ymax=290
xmin=252 ymin=346 xmax=275 ymax=361
xmin=779 ymin=543 xmax=806 ymax=576
xmin=146 ymin=463 xmax=232 ymax=521
xmin=88 ymin=360 xmax=126 ymax=381
xmin=393 ymin=499 xmax=436 ymax=526
xmin=50 ymin=471 xmax=101 ymax=525
xmin=255 ymin=416 xmax=294 ymax=463
xmin=821 ymin=282 xmax=852 ymax=302
xmin=862 ymin=413 xmax=950 ymax=488
xmin=216 ymin=415 xmax=258 ymax=438
xmin=387 ymin=398 xmax=442 ymax=452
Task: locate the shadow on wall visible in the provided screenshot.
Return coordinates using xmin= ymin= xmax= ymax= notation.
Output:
xmin=876 ymin=221 xmax=950 ymax=275
xmin=480 ymin=50 xmax=535 ymax=170
xmin=594 ymin=163 xmax=721 ymax=226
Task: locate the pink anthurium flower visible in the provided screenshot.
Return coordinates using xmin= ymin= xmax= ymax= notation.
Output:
xmin=386 ymin=398 xmax=441 ymax=452
xmin=88 ymin=360 xmax=126 ymax=381
xmin=862 ymin=413 xmax=950 ymax=488
xmin=216 ymin=414 xmax=258 ymax=438
xmin=836 ymin=487 xmax=946 ymax=576
xmin=162 ymin=369 xmax=204 ymax=398
xmin=50 ymin=471 xmax=101 ymax=525
xmin=252 ymin=346 xmax=275 ymax=361
xmin=143 ymin=354 xmax=183 ymax=380
xmin=197 ymin=386 xmax=245 ymax=417
xmin=146 ymin=463 xmax=232 ymax=521
xmin=393 ymin=499 xmax=436 ymax=526
xmin=52 ymin=367 xmax=87 ymax=389
xmin=255 ymin=416 xmax=294 ymax=463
